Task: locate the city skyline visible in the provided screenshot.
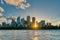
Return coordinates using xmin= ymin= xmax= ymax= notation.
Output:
xmin=0 ymin=0 xmax=60 ymax=26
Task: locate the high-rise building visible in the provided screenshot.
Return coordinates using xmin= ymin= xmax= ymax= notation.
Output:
xmin=21 ymin=18 xmax=25 ymax=26
xmin=49 ymin=23 xmax=51 ymax=26
xmin=27 ymin=16 xmax=30 ymax=23
xmin=46 ymin=22 xmax=52 ymax=26
xmin=31 ymin=17 xmax=36 ymax=27
xmin=2 ymin=22 xmax=6 ymax=27
xmin=21 ymin=18 xmax=24 ymax=23
xmin=17 ymin=16 xmax=20 ymax=26
xmin=32 ymin=17 xmax=35 ymax=23
xmin=27 ymin=16 xmax=30 ymax=26
xmin=11 ymin=19 xmax=17 ymax=27
xmin=40 ymin=20 xmax=45 ymax=27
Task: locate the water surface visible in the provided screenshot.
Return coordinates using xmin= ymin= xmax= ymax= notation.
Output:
xmin=0 ymin=30 xmax=60 ymax=40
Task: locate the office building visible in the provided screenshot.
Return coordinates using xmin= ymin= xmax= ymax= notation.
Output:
xmin=46 ymin=22 xmax=52 ymax=26
xmin=27 ymin=16 xmax=30 ymax=26
xmin=40 ymin=20 xmax=45 ymax=27
xmin=32 ymin=17 xmax=35 ymax=23
xmin=21 ymin=18 xmax=25 ymax=26
xmin=2 ymin=22 xmax=6 ymax=27
xmin=11 ymin=19 xmax=17 ymax=27
xmin=17 ymin=16 xmax=20 ymax=26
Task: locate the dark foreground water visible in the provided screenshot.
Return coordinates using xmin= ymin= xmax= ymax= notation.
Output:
xmin=0 ymin=30 xmax=60 ymax=40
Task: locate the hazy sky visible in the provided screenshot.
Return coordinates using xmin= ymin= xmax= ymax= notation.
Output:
xmin=0 ymin=0 xmax=60 ymax=25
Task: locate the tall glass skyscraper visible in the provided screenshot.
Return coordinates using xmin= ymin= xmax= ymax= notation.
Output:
xmin=17 ymin=16 xmax=20 ymax=24
xmin=27 ymin=16 xmax=30 ymax=26
xmin=27 ymin=16 xmax=30 ymax=23
xmin=32 ymin=17 xmax=35 ymax=23
xmin=40 ymin=20 xmax=45 ymax=27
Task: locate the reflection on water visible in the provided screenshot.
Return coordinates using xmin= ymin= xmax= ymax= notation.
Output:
xmin=0 ymin=30 xmax=60 ymax=40
xmin=33 ymin=31 xmax=38 ymax=40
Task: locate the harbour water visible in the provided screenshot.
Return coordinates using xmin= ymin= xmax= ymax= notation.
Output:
xmin=0 ymin=30 xmax=60 ymax=40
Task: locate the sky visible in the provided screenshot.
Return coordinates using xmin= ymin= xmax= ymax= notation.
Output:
xmin=0 ymin=0 xmax=60 ymax=25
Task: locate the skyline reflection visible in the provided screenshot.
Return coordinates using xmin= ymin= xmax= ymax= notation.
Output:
xmin=32 ymin=31 xmax=38 ymax=40
xmin=0 ymin=30 xmax=60 ymax=40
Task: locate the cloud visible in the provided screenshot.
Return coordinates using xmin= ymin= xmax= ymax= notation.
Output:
xmin=4 ymin=0 xmax=30 ymax=9
xmin=0 ymin=13 xmax=3 ymax=17
xmin=0 ymin=7 xmax=4 ymax=12
xmin=52 ymin=21 xmax=60 ymax=26
xmin=1 ymin=0 xmax=4 ymax=4
xmin=0 ymin=17 xmax=6 ymax=20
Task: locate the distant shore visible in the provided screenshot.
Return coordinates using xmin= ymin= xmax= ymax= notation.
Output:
xmin=0 ymin=26 xmax=60 ymax=30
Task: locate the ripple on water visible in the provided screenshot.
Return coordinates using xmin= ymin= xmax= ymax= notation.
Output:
xmin=0 ymin=30 xmax=60 ymax=40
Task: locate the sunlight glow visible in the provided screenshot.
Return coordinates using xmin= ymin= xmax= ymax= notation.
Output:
xmin=34 ymin=23 xmax=38 ymax=28
xmin=32 ymin=23 xmax=39 ymax=29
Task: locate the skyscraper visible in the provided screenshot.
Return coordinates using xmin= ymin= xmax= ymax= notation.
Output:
xmin=27 ymin=16 xmax=30 ymax=26
xmin=21 ymin=18 xmax=25 ymax=26
xmin=40 ymin=20 xmax=45 ymax=27
xmin=27 ymin=16 xmax=30 ymax=23
xmin=17 ymin=16 xmax=20 ymax=26
xmin=2 ymin=22 xmax=6 ymax=27
xmin=32 ymin=17 xmax=35 ymax=23
xmin=46 ymin=22 xmax=52 ymax=26
xmin=11 ymin=19 xmax=17 ymax=27
xmin=31 ymin=17 xmax=36 ymax=28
